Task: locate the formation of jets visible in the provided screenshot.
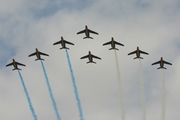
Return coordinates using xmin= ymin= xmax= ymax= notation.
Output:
xmin=6 ymin=25 xmax=172 ymax=70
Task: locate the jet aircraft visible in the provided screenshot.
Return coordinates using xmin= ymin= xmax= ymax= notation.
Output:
xmin=103 ymin=37 xmax=124 ymax=50
xmin=152 ymin=57 xmax=172 ymax=69
xmin=28 ymin=48 xmax=49 ymax=61
xmin=80 ymin=51 xmax=101 ymax=64
xmin=53 ymin=36 xmax=74 ymax=50
xmin=77 ymin=25 xmax=98 ymax=39
xmin=128 ymin=47 xmax=149 ymax=59
xmin=6 ymin=59 xmax=25 ymax=70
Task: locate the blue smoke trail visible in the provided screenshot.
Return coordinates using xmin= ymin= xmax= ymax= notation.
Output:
xmin=18 ymin=70 xmax=38 ymax=120
xmin=40 ymin=60 xmax=61 ymax=120
xmin=65 ymin=49 xmax=84 ymax=120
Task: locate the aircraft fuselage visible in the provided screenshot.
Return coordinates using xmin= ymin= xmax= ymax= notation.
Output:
xmin=88 ymin=51 xmax=93 ymax=62
xmin=111 ymin=38 xmax=115 ymax=49
xmin=12 ymin=59 xmax=18 ymax=69
xmin=85 ymin=26 xmax=90 ymax=37
xmin=36 ymin=48 xmax=41 ymax=59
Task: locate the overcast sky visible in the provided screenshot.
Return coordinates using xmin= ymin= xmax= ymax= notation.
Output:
xmin=1 ymin=0 xmax=180 ymax=120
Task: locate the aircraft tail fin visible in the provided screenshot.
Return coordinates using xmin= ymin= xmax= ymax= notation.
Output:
xmin=35 ymin=58 xmax=44 ymax=61
xmin=83 ymin=36 xmax=93 ymax=39
xmin=109 ymin=48 xmax=119 ymax=50
xmin=134 ymin=57 xmax=143 ymax=59
xmin=87 ymin=61 xmax=96 ymax=64
xmin=157 ymin=67 xmax=166 ymax=69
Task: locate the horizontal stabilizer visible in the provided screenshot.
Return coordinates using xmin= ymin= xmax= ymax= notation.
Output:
xmin=83 ymin=36 xmax=93 ymax=39
xmin=87 ymin=61 xmax=96 ymax=64
xmin=109 ymin=48 xmax=119 ymax=50
xmin=158 ymin=67 xmax=166 ymax=69
xmin=13 ymin=68 xmax=21 ymax=71
xmin=134 ymin=57 xmax=143 ymax=59
xmin=60 ymin=47 xmax=69 ymax=50
xmin=35 ymin=58 xmax=44 ymax=61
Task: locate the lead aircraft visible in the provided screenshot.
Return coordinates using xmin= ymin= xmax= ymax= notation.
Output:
xmin=80 ymin=51 xmax=101 ymax=64
xmin=77 ymin=25 xmax=99 ymax=39
xmin=103 ymin=37 xmax=124 ymax=50
xmin=6 ymin=59 xmax=25 ymax=70
xmin=128 ymin=47 xmax=149 ymax=59
xmin=53 ymin=36 xmax=74 ymax=50
xmin=152 ymin=57 xmax=172 ymax=69
xmin=28 ymin=48 xmax=49 ymax=61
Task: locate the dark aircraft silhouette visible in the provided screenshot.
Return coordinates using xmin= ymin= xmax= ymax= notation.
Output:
xmin=128 ymin=47 xmax=149 ymax=59
xmin=6 ymin=59 xmax=25 ymax=70
xmin=103 ymin=37 xmax=124 ymax=50
xmin=53 ymin=36 xmax=74 ymax=50
xmin=152 ymin=57 xmax=172 ymax=69
xmin=80 ymin=51 xmax=101 ymax=64
xmin=28 ymin=48 xmax=49 ymax=61
xmin=77 ymin=25 xmax=98 ymax=39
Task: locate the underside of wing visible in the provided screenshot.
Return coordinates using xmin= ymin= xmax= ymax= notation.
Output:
xmin=6 ymin=62 xmax=13 ymax=67
xmin=164 ymin=61 xmax=172 ymax=65
xmin=92 ymin=55 xmax=101 ymax=60
xmin=28 ymin=52 xmax=36 ymax=57
xmin=89 ymin=29 xmax=99 ymax=35
xmin=152 ymin=61 xmax=160 ymax=65
xmin=39 ymin=52 xmax=49 ymax=56
xmin=53 ymin=41 xmax=61 ymax=45
xmin=128 ymin=50 xmax=136 ymax=55
xmin=80 ymin=55 xmax=89 ymax=59
xmin=140 ymin=50 xmax=149 ymax=55
xmin=103 ymin=41 xmax=111 ymax=46
xmin=64 ymin=40 xmax=74 ymax=45
xmin=77 ymin=30 xmax=85 ymax=34
xmin=16 ymin=62 xmax=26 ymax=66
xmin=114 ymin=41 xmax=124 ymax=46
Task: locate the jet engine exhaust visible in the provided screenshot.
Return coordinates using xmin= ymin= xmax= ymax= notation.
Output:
xmin=161 ymin=69 xmax=165 ymax=120
xmin=18 ymin=70 xmax=38 ymax=120
xmin=139 ymin=59 xmax=146 ymax=120
xmin=65 ymin=49 xmax=84 ymax=120
xmin=114 ymin=50 xmax=125 ymax=120
xmin=40 ymin=60 xmax=61 ymax=120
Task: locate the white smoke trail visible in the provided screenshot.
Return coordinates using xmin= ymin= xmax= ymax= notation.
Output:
xmin=114 ymin=50 xmax=125 ymax=120
xmin=161 ymin=69 xmax=165 ymax=120
xmin=139 ymin=59 xmax=146 ymax=120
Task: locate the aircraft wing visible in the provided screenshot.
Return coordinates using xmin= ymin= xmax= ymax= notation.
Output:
xmin=80 ymin=55 xmax=89 ymax=59
xmin=77 ymin=30 xmax=85 ymax=34
xmin=128 ymin=50 xmax=137 ymax=55
xmin=163 ymin=60 xmax=172 ymax=65
xmin=152 ymin=61 xmax=160 ymax=65
xmin=53 ymin=41 xmax=61 ymax=45
xmin=64 ymin=40 xmax=74 ymax=45
xmin=92 ymin=54 xmax=101 ymax=60
xmin=139 ymin=50 xmax=149 ymax=55
xmin=114 ymin=41 xmax=124 ymax=46
xmin=6 ymin=62 xmax=13 ymax=67
xmin=103 ymin=41 xmax=111 ymax=45
xmin=28 ymin=52 xmax=36 ymax=57
xmin=103 ymin=41 xmax=111 ymax=46
xmin=16 ymin=62 xmax=26 ymax=66
xmin=88 ymin=29 xmax=99 ymax=35
xmin=39 ymin=52 xmax=49 ymax=56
